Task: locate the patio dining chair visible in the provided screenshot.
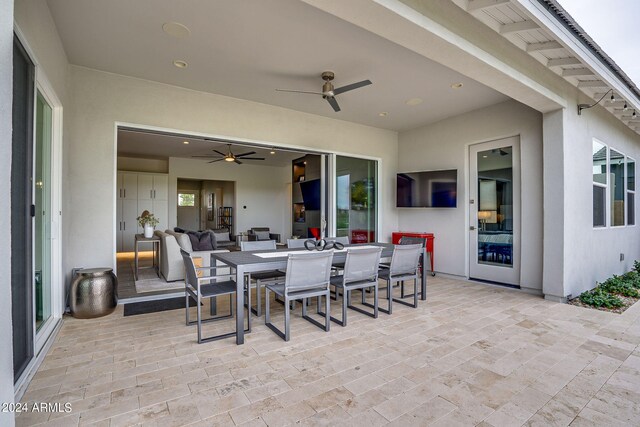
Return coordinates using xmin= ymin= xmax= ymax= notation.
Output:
xmin=398 ymin=236 xmax=427 ymax=299
xmin=240 ymin=240 xmax=286 ymax=321
xmin=319 ymin=246 xmax=382 ymax=327
xmin=286 ymin=238 xmax=309 ymax=249
xmin=181 ymin=249 xmax=249 ymax=343
xmin=376 ymin=243 xmax=422 ymax=314
xmin=265 ymin=251 xmax=334 ymax=341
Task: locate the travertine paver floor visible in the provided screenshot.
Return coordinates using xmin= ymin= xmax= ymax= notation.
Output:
xmin=16 ymin=277 xmax=640 ymax=426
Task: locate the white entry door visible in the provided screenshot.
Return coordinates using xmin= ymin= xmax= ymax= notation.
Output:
xmin=469 ymin=137 xmax=520 ymax=286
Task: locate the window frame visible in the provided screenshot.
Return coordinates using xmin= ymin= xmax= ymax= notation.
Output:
xmin=627 ymin=155 xmax=636 ymax=227
xmin=593 ymin=139 xmax=608 ymax=229
xmin=177 ymin=192 xmax=196 ymax=207
xmin=592 ymin=138 xmax=636 ymax=229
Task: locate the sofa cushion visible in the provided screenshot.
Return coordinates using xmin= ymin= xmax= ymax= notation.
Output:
xmin=255 ymin=230 xmax=270 ymax=240
xmin=187 ymin=231 xmax=215 ymax=251
xmin=213 ymin=231 xmax=230 ymax=243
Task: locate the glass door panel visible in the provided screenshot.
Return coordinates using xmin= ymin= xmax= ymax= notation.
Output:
xmin=476 ymin=147 xmax=513 ymax=267
xmin=35 ymin=91 xmax=53 ymax=331
xmin=335 ymin=156 xmax=377 ymax=243
xmin=469 ymin=137 xmax=520 ymax=286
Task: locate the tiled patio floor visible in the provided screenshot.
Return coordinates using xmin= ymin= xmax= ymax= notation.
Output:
xmin=17 ymin=277 xmax=640 ymax=426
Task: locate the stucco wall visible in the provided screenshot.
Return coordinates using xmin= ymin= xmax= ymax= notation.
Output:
xmin=560 ymin=96 xmax=640 ymax=298
xmin=65 ymin=65 xmax=398 ymax=278
xmin=1 ymin=0 xmax=15 ymax=421
xmin=398 ymin=100 xmax=543 ymax=293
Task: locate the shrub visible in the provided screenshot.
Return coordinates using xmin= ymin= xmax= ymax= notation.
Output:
xmin=579 ymin=287 xmax=624 ymax=308
xmin=628 ymin=269 xmax=640 ymax=289
xmin=600 ymin=275 xmax=640 ymax=297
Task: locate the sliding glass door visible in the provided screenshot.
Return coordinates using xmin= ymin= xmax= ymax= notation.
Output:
xmin=35 ymin=91 xmax=53 ymax=332
xmin=12 ymin=33 xmax=60 ymax=387
xmin=335 ymin=156 xmax=378 ymax=243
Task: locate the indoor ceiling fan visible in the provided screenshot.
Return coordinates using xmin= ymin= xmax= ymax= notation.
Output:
xmin=276 ymin=71 xmax=372 ymax=112
xmin=192 ymin=144 xmax=265 ymax=164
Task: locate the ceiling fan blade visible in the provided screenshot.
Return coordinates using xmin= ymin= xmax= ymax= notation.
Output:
xmin=234 ymin=151 xmax=257 ymax=158
xmin=234 ymin=159 xmax=243 ymax=164
xmin=276 ymin=89 xmax=324 ymax=96
xmin=212 ymin=149 xmax=227 ymax=156
xmin=326 ymin=96 xmax=341 ymax=112
xmin=192 ymin=155 xmax=224 ymax=158
xmin=333 ymin=79 xmax=372 ymax=96
xmin=207 ymin=159 xmax=225 ymax=163
xmin=239 ymin=157 xmax=265 ymax=160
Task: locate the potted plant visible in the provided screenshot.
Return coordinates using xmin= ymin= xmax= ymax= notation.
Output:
xmin=137 ymin=210 xmax=159 ymax=238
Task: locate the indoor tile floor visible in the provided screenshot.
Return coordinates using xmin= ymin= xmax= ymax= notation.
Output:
xmin=16 ymin=277 xmax=640 ymax=426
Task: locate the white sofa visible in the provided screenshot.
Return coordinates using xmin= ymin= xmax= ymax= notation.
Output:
xmin=155 ymin=230 xmax=230 ymax=282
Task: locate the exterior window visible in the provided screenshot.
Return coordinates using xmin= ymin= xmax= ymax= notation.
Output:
xmin=592 ymin=140 xmax=635 ymax=228
xmin=628 ymin=157 xmax=635 ymax=225
xmin=610 ymin=149 xmax=625 ymax=226
xmin=178 ymin=193 xmax=195 ymax=207
xmin=593 ymin=141 xmax=607 ymax=227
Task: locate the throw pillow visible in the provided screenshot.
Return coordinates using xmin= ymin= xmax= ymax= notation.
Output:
xmin=186 ymin=231 xmax=214 ymax=251
xmin=255 ymin=230 xmax=270 ymax=240
xmin=213 ymin=231 xmax=230 ymax=243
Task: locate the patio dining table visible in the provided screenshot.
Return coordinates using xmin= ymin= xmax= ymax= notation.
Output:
xmin=211 ymin=242 xmax=427 ymax=344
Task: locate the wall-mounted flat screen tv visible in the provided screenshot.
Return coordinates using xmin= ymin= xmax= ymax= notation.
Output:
xmin=396 ymin=169 xmax=457 ymax=208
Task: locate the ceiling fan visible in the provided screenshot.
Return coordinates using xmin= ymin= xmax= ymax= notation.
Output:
xmin=192 ymin=144 xmax=266 ymax=164
xmin=276 ymin=71 xmax=372 ymax=112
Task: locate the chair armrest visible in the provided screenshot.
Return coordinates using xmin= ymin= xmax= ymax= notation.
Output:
xmin=269 ymin=233 xmax=281 ymax=243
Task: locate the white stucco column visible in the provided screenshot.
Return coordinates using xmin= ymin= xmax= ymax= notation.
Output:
xmin=0 ymin=0 xmax=16 ymax=423
xmin=542 ymin=108 xmax=568 ymax=302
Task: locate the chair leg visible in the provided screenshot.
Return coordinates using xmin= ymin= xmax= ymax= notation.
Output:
xmin=374 ymin=285 xmax=379 ymax=318
xmin=256 ymin=280 xmax=262 ymax=317
xmin=196 ymin=294 xmax=203 ymax=344
xmin=185 ymin=291 xmax=190 ymax=326
xmin=342 ymin=291 xmax=348 ymax=327
xmin=284 ymin=297 xmax=291 ymax=342
xmin=325 ymin=293 xmax=330 ymax=332
xmin=265 ymin=288 xmax=271 ymax=325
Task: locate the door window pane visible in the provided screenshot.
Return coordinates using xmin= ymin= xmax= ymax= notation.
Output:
xmin=477 ymin=147 xmax=513 ymax=268
xmin=610 ymin=149 xmax=625 ymax=226
xmin=335 ymin=156 xmax=377 ymax=243
xmin=178 ymin=193 xmax=195 ymax=207
xmin=628 ymin=193 xmax=635 ymax=226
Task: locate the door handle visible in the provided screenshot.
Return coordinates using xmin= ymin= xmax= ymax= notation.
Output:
xmin=469 ymin=226 xmax=476 ymax=231
xmin=124 ymin=189 xmax=126 ymax=198
xmin=123 ymin=222 xmax=126 ymax=230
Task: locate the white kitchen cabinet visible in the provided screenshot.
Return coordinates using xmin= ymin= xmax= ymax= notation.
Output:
xmin=116 ymin=172 xmax=168 ymax=252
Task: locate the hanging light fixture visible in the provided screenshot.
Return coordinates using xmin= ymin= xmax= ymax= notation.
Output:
xmin=578 ymin=89 xmax=616 ymax=115
xmin=623 ymin=101 xmax=629 ymax=111
xmin=633 ymin=110 xmax=638 ymax=120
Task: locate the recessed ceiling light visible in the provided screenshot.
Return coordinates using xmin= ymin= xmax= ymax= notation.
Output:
xmin=173 ymin=60 xmax=188 ymax=69
xmin=270 ymin=148 xmax=276 ymax=155
xmin=406 ymin=98 xmax=423 ymax=106
xmin=378 ymin=112 xmax=388 ymax=117
xmin=183 ymin=141 xmax=189 ymax=145
xmin=451 ymin=82 xmax=464 ymax=89
xmin=162 ymin=22 xmax=191 ymax=38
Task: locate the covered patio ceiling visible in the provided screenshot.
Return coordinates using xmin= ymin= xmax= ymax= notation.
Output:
xmin=46 ymin=0 xmax=509 ymax=131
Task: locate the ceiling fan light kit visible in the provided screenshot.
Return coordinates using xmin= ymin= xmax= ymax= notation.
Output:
xmin=192 ymin=144 xmax=266 ymax=165
xmin=276 ymin=71 xmax=372 ymax=112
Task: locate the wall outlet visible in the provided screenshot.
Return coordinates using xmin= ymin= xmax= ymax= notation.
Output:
xmin=620 ymin=253 xmax=625 ymax=261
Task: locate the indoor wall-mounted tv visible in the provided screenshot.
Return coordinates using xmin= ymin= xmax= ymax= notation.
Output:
xmin=396 ymin=169 xmax=457 ymax=208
